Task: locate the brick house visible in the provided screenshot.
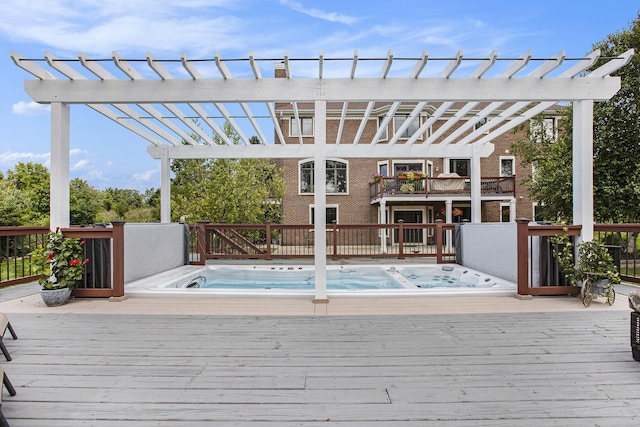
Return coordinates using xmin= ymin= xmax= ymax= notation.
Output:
xmin=274 ymin=63 xmax=557 ymax=232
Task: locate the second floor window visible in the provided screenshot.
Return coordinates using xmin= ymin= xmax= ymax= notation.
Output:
xmin=500 ymin=157 xmax=515 ymax=177
xmin=394 ymin=115 xmax=421 ymax=139
xmin=449 ymin=159 xmax=470 ymax=177
xmin=300 ymin=160 xmax=347 ymax=194
xmin=291 ymin=117 xmax=313 ymax=136
xmin=394 ymin=162 xmax=424 ymax=176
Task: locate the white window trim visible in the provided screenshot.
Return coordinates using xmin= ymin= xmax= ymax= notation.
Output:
xmin=298 ymin=158 xmax=349 ymax=195
xmin=290 ymin=117 xmax=314 ymax=137
xmin=377 ymin=160 xmax=389 ymax=177
xmin=391 ymin=160 xmax=426 ymax=175
xmin=499 ymin=156 xmax=515 ymax=177
xmin=378 ymin=117 xmax=389 ymax=142
xmin=393 ymin=114 xmax=423 ymax=140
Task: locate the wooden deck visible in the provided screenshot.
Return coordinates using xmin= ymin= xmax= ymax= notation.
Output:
xmin=0 ymin=284 xmax=639 ymax=425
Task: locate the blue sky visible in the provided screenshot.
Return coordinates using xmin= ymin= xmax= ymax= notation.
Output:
xmin=0 ymin=0 xmax=638 ymax=191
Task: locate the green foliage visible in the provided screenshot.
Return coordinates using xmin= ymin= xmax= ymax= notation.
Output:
xmin=511 ymin=113 xmax=574 ymax=222
xmin=70 ymin=178 xmax=104 ymax=225
xmin=590 ymin=13 xmax=640 ymax=223
xmin=171 ymin=123 xmax=285 ymax=224
xmin=30 ymin=229 xmax=87 ymax=290
xmin=551 ymin=230 xmax=621 ymax=305
xmin=0 ymin=162 xmax=50 ymax=224
xmin=0 ymin=180 xmax=34 ymax=226
xmin=512 ymin=14 xmax=640 ymax=223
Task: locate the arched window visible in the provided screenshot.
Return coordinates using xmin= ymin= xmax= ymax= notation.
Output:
xmin=300 ymin=159 xmax=348 ymax=194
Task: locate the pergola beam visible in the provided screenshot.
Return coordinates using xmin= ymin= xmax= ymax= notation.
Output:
xmin=24 ymin=77 xmax=622 ymax=104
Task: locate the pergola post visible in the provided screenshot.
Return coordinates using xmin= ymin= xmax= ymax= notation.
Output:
xmin=50 ymin=102 xmax=71 ymax=229
xmin=313 ymin=100 xmax=327 ymax=302
xmin=160 ymin=146 xmax=171 ymax=223
xmin=572 ymin=100 xmax=594 ymax=243
xmin=379 ymin=199 xmax=387 ymax=254
xmin=471 ymin=145 xmax=482 ymax=223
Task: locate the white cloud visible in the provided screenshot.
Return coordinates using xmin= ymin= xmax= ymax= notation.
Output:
xmin=279 ymin=0 xmax=359 ymax=25
xmin=12 ymin=101 xmax=51 ymax=116
xmin=132 ymin=168 xmax=158 ymax=182
xmin=0 ymin=150 xmax=50 ymax=168
xmin=70 ymin=159 xmax=92 ymax=171
xmin=0 ymin=0 xmax=246 ymax=56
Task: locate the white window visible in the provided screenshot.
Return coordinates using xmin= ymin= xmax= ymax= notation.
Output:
xmin=530 ymin=117 xmax=557 ymax=142
xmin=291 ymin=117 xmax=313 ymax=136
xmin=393 ymin=115 xmax=421 ymax=139
xmin=310 ymin=205 xmax=338 ymax=224
xmin=299 ymin=159 xmax=348 ymax=194
xmin=393 ymin=161 xmax=425 ymax=175
xmin=378 ymin=117 xmax=388 ymax=141
xmin=499 ymin=156 xmax=515 ymax=177
xmin=377 ymin=161 xmax=389 ymax=177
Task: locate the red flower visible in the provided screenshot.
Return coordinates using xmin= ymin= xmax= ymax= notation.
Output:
xmin=80 ymin=240 xmax=86 ymax=245
xmin=69 ymin=259 xmax=81 ymax=266
xmin=47 ymin=251 xmax=55 ymax=260
xmin=83 ymin=259 xmax=90 ymax=265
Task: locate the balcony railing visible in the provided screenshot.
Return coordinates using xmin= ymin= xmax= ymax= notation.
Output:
xmin=370 ymin=176 xmax=515 ymax=200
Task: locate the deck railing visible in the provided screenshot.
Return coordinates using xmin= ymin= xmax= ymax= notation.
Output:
xmin=0 ymin=223 xmax=125 ymax=298
xmin=189 ymin=221 xmax=457 ymax=264
xmin=370 ymin=176 xmax=515 ymax=200
xmin=0 ymin=226 xmax=49 ymax=287
xmin=594 ymin=223 xmax=640 ymax=284
xmin=516 ymin=220 xmax=640 ymax=296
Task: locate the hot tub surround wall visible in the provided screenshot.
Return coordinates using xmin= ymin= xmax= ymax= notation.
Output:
xmin=457 ymin=223 xmax=517 ymax=283
xmin=124 ymin=223 xmax=189 ymax=283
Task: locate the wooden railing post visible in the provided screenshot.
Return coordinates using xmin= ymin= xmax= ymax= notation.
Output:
xmin=516 ymin=218 xmax=531 ymax=297
xmin=435 ymin=219 xmax=443 ymax=264
xmin=196 ymin=220 xmax=209 ymax=266
xmin=265 ymin=222 xmax=272 ymax=260
xmin=397 ymin=220 xmax=404 ymax=260
xmin=111 ymin=220 xmax=125 ymax=299
xmin=331 ymin=220 xmax=339 ymax=260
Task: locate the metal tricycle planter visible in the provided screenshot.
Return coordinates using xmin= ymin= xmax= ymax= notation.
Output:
xmin=579 ymin=273 xmax=615 ymax=307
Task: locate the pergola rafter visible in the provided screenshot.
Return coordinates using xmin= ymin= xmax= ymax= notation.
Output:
xmin=11 ymin=48 xmax=634 ymax=300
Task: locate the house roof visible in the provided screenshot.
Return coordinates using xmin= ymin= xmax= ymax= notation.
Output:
xmin=11 ymin=49 xmax=633 ymax=160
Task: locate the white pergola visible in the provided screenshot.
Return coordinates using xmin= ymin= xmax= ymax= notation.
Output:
xmin=12 ymin=48 xmax=633 ymax=299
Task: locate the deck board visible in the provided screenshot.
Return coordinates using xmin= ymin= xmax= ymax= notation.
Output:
xmin=1 ymin=306 xmax=640 ymax=425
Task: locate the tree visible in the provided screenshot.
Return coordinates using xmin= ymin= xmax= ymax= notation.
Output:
xmin=512 ymin=113 xmax=574 ymax=222
xmin=513 ymin=13 xmax=640 ymax=224
xmin=171 ymin=123 xmax=284 ymax=224
xmin=0 ymin=180 xmax=34 ymax=226
xmin=591 ymin=13 xmax=640 ymax=224
xmin=5 ymin=162 xmax=50 ymax=221
xmin=69 ymin=178 xmax=103 ymax=225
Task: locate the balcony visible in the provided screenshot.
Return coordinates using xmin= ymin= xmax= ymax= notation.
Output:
xmin=369 ymin=175 xmax=515 ymax=201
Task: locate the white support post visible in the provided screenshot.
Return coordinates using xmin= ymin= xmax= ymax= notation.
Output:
xmin=509 ymin=198 xmax=517 ymax=222
xmin=160 ymin=146 xmax=171 ymax=223
xmin=445 ymin=200 xmax=452 ymax=223
xmin=471 ymin=146 xmax=482 ymax=223
xmin=379 ymin=199 xmax=387 ymax=254
xmin=50 ymin=102 xmax=71 ymax=229
xmin=573 ymin=100 xmax=594 ymax=243
xmin=313 ymin=100 xmax=327 ymax=301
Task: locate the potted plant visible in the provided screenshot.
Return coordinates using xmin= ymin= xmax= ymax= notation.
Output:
xmin=552 ymin=231 xmax=620 ymax=306
xmin=31 ymin=228 xmax=88 ymax=306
